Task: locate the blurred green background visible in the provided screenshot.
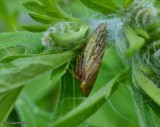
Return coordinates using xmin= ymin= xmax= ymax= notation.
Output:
xmin=0 ymin=0 xmax=139 ymax=127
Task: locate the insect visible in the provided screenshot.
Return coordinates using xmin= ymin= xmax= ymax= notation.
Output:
xmin=77 ymin=23 xmax=107 ymax=97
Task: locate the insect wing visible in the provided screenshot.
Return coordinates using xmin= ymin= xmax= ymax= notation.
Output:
xmin=84 ymin=23 xmax=107 ymax=85
xmin=77 ymin=23 xmax=107 ymax=96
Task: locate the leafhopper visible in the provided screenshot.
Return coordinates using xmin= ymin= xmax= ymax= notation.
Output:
xmin=77 ymin=23 xmax=107 ymax=97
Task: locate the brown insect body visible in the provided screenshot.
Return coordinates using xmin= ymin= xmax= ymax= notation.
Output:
xmin=77 ymin=23 xmax=107 ymax=97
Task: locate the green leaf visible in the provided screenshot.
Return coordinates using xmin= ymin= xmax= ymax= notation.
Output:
xmin=0 ymin=51 xmax=75 ymax=89
xmin=29 ymin=13 xmax=60 ymax=24
xmin=145 ymin=94 xmax=160 ymax=119
xmin=23 ymin=25 xmax=49 ymax=32
xmin=0 ymin=0 xmax=9 ymax=20
xmin=0 ymin=0 xmax=18 ymax=31
xmin=23 ymin=2 xmax=63 ymax=19
xmin=134 ymin=28 xmax=150 ymax=39
xmin=130 ymin=86 xmax=158 ymax=127
xmin=80 ymin=0 xmax=120 ymax=15
xmin=26 ymin=63 xmax=71 ymax=108
xmin=39 ymin=0 xmax=73 ymax=21
xmin=0 ymin=46 xmax=28 ymax=62
xmin=124 ymin=25 xmax=145 ymax=57
xmin=53 ymin=63 xmax=84 ymax=121
xmin=0 ymin=51 xmax=74 ymax=121
xmin=15 ymin=92 xmax=52 ymax=127
xmin=24 ymin=72 xmax=52 ymax=102
xmin=146 ymin=22 xmax=160 ymax=41
xmin=0 ymin=87 xmax=22 ymax=122
xmin=146 ymin=22 xmax=160 ymax=33
xmin=52 ymin=69 xmax=129 ymax=127
xmin=0 ymin=32 xmax=44 ymax=54
xmin=24 ymin=64 xmax=69 ymax=103
xmin=123 ymin=0 xmax=133 ymax=7
xmin=49 ymin=22 xmax=89 ymax=46
xmin=23 ymin=0 xmax=75 ymax=25
xmin=133 ymin=65 xmax=160 ymax=107
xmin=39 ymin=0 xmax=58 ymax=11
xmin=50 ymin=63 xmax=70 ymax=85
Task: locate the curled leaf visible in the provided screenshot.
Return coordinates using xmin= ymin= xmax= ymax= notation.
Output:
xmin=133 ymin=65 xmax=160 ymax=107
xmin=124 ymin=25 xmax=145 ymax=57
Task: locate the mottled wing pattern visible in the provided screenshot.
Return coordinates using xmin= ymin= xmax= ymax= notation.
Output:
xmin=77 ymin=23 xmax=107 ymax=96
xmin=84 ymin=23 xmax=107 ymax=85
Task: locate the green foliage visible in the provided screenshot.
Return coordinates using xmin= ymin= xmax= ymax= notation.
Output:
xmin=0 ymin=87 xmax=22 ymax=122
xmin=23 ymin=25 xmax=49 ymax=32
xmin=0 ymin=52 xmax=74 ymax=86
xmin=80 ymin=0 xmax=133 ymax=15
xmin=130 ymin=86 xmax=158 ymax=127
xmin=0 ymin=0 xmax=160 ymax=127
xmin=0 ymin=0 xmax=19 ymax=31
xmin=123 ymin=0 xmax=133 ymax=7
xmin=146 ymin=22 xmax=160 ymax=41
xmin=23 ymin=1 xmax=62 ymax=18
xmin=23 ymin=0 xmax=76 ymax=32
xmin=134 ymin=28 xmax=150 ymax=39
xmin=50 ymin=63 xmax=70 ymax=86
xmin=0 ymin=32 xmax=44 ymax=54
xmin=15 ymin=92 xmax=52 ymax=127
xmin=80 ymin=0 xmax=120 ymax=15
xmin=0 ymin=50 xmax=74 ymax=121
xmin=133 ymin=65 xmax=160 ymax=107
xmin=53 ymin=69 xmax=130 ymax=127
xmin=49 ymin=22 xmax=89 ymax=46
xmin=0 ymin=31 xmax=76 ymax=122
xmin=41 ymin=21 xmax=89 ymax=52
xmin=52 ymin=67 xmax=84 ymax=122
xmin=124 ymin=25 xmax=145 ymax=57
xmin=28 ymin=13 xmax=60 ymax=24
